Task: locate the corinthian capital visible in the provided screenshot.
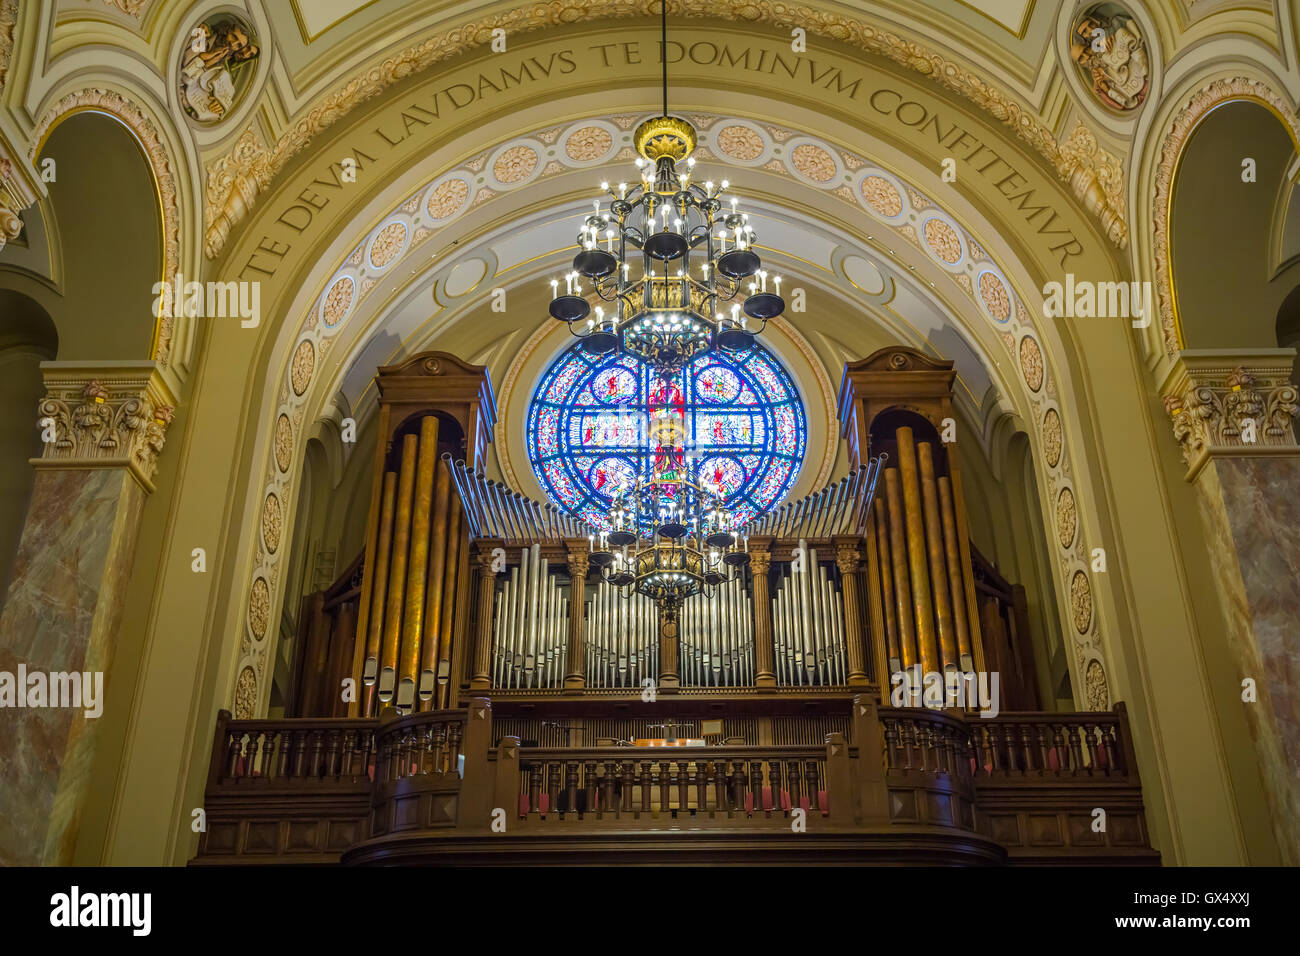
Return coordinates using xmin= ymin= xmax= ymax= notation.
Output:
xmin=36 ymin=362 xmax=177 ymax=492
xmin=1161 ymin=350 xmax=1298 ymax=480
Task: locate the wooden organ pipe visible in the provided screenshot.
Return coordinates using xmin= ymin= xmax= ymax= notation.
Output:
xmin=918 ymin=441 xmax=959 ymax=672
xmin=399 ymin=416 xmax=440 ymax=710
xmin=938 ymin=476 xmax=976 ymax=671
xmin=433 ymin=494 xmax=461 ymax=708
xmin=883 ymin=468 xmax=917 ymax=674
xmin=361 ymin=470 xmax=396 ymax=715
xmin=896 ymin=427 xmax=939 ymax=676
xmin=872 ymin=498 xmax=902 ymax=675
xmin=770 ymin=540 xmax=847 ymax=686
xmin=379 ymin=432 xmax=419 ymax=707
xmin=417 ymin=457 xmax=452 ymax=702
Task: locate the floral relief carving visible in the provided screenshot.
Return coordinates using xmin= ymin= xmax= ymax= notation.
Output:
xmin=715 ymin=124 xmax=764 ymax=160
xmin=37 ymin=377 xmax=175 ymax=483
xmin=234 ymin=666 xmax=257 ymax=719
xmin=1164 ymin=363 xmax=1299 ymax=472
xmin=565 ymin=125 xmax=613 ymax=162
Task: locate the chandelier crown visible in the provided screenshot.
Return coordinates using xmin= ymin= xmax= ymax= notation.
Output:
xmin=634 ymin=115 xmax=697 ymax=163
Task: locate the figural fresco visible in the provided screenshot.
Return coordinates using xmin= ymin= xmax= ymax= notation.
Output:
xmin=1069 ymin=3 xmax=1149 ymax=112
xmin=179 ymin=13 xmax=260 ymax=124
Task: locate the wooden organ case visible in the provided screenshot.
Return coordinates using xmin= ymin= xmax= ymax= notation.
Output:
xmin=295 ymin=347 xmax=1041 ymax=738
xmin=222 ymin=347 xmax=1158 ymax=867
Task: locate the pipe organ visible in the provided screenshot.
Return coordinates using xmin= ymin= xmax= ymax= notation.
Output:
xmin=771 ymin=542 xmax=847 ymax=686
xmin=299 ymin=347 xmax=1034 ymax=723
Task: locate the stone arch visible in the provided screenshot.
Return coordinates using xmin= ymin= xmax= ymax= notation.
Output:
xmin=206 ymin=75 xmax=1126 ymax=721
xmin=1149 ymin=75 xmax=1300 ymax=354
xmin=29 ymin=88 xmax=183 ymax=366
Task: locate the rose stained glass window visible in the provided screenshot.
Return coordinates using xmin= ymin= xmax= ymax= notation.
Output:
xmin=527 ymin=343 xmax=806 ymax=530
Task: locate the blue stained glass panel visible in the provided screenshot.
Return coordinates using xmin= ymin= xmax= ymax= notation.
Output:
xmin=527 ymin=343 xmax=806 ymax=528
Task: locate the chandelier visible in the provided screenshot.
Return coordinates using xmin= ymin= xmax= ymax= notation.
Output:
xmin=547 ymin=21 xmax=785 ymax=373
xmin=562 ymin=5 xmax=771 ymax=609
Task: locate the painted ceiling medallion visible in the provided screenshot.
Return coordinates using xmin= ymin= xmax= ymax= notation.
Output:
xmin=1069 ymin=4 xmax=1149 ymax=112
xmin=179 ymin=12 xmax=260 ymax=124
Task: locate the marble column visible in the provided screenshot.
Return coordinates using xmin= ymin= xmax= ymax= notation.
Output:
xmin=0 ymin=362 xmax=175 ymax=865
xmin=1162 ymin=349 xmax=1300 ymax=864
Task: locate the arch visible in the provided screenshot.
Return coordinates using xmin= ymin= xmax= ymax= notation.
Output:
xmin=209 ymin=84 xmax=1120 ymax=724
xmin=28 ymin=88 xmax=182 ymax=365
xmin=1150 ymin=75 xmax=1300 ymax=354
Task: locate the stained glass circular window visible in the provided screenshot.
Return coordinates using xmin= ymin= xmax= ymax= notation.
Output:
xmin=527 ymin=343 xmax=806 ymax=529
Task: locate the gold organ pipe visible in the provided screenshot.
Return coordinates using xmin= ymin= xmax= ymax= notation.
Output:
xmin=873 ymin=498 xmax=901 ymax=674
xmin=939 ymin=475 xmax=975 ymax=671
xmin=883 ymin=468 xmax=917 ymax=673
xmin=363 ymin=470 xmax=397 ymax=715
xmin=918 ymin=442 xmax=958 ymax=672
xmin=419 ymin=456 xmax=453 ymax=700
xmin=434 ymin=496 xmax=461 ymax=709
xmin=400 ymin=417 xmax=441 ymax=709
xmin=896 ymin=427 xmax=938 ymax=676
xmin=381 ymin=433 xmax=420 ymax=708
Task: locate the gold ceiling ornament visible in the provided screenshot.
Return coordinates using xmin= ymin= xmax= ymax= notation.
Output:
xmin=634 ymin=115 xmax=696 ymax=163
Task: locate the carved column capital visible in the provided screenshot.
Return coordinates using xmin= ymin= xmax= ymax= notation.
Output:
xmin=1160 ymin=350 xmax=1299 ymax=480
xmin=35 ymin=362 xmax=177 ymax=492
xmin=748 ymin=549 xmax=771 ymax=574
xmin=566 ymin=549 xmax=589 ymax=580
xmin=835 ymin=543 xmax=861 ymax=575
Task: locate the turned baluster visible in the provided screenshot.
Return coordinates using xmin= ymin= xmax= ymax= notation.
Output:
xmin=359 ymin=731 xmax=374 ymax=782
xmin=986 ymin=724 xmax=1003 ymax=774
xmin=900 ymin=722 xmax=916 ymax=771
xmin=447 ymin=721 xmax=463 ymax=774
xmin=620 ymin=762 xmax=633 ymax=813
xmin=598 ymin=762 xmax=613 ymax=816
xmin=528 ymin=763 xmax=542 ymax=815
xmin=884 ymin=720 xmax=900 ymax=770
xmin=338 ymin=731 xmax=355 ymax=778
xmin=1036 ymin=723 xmax=1052 ymax=773
xmin=578 ymin=761 xmax=592 ymax=815
xmin=658 ymin=760 xmax=672 ymax=812
xmin=700 ymin=762 xmax=714 ymax=811
xmin=639 ymin=762 xmax=651 ymax=812
xmin=712 ymin=760 xmax=727 ymax=810
xmin=1083 ymin=723 xmax=1101 ymax=772
xmin=1050 ymin=723 xmax=1067 ymax=771
xmin=769 ymin=760 xmax=782 ymax=812
xmin=806 ymin=761 xmax=820 ymax=812
xmin=730 ymin=762 xmax=746 ymax=811
xmin=677 ymin=760 xmax=690 ymax=812
xmin=321 ymin=730 xmax=338 ymax=778
xmin=787 ymin=760 xmax=801 ymax=810
xmin=1067 ymin=724 xmax=1085 ymax=774
xmin=921 ymin=724 xmax=936 ymax=772
xmin=548 ymin=762 xmax=561 ymax=816
xmin=968 ymin=724 xmax=985 ymax=776
xmin=244 ymin=730 xmax=263 ymax=778
xmin=224 ymin=731 xmax=242 ymax=780
xmin=1101 ymin=723 xmax=1119 ymax=775
xmin=749 ymin=760 xmax=763 ymax=814
xmin=1016 ymin=723 xmax=1032 ymax=773
xmin=564 ymin=761 xmax=579 ymax=815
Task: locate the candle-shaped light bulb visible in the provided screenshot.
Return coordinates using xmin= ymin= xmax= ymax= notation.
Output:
xmin=588 ymin=534 xmax=594 ymax=551
xmin=730 ymin=197 xmax=738 ymax=214
xmin=595 ymin=305 xmax=605 ymax=328
xmin=734 ymin=225 xmax=743 ymax=249
xmin=550 ymin=278 xmax=558 ymax=297
xmin=705 ymin=180 xmax=714 ymax=192
xmin=721 ymin=179 xmax=729 ymax=190
xmin=673 ymin=217 xmax=681 ymax=234
xmin=718 ymin=231 xmax=727 ymax=254
xmin=622 ymin=262 xmax=630 ymax=281
xmin=774 ymin=275 xmax=782 ymax=296
xmin=748 ymin=282 xmax=757 ymax=295
xmin=618 ymin=182 xmax=627 ymax=197
xmin=702 ymin=262 xmax=710 ymax=280
xmin=635 ymin=158 xmax=644 ymax=168
xmin=731 ymin=304 xmax=740 ymax=324
xmin=759 ymin=270 xmax=768 ymax=292
xmin=600 ymin=181 xmax=609 ymax=191
xmin=688 ymin=157 xmax=696 ymax=168
xmin=606 ymin=228 xmax=614 ymax=253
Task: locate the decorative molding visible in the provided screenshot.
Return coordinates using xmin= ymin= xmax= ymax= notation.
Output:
xmin=1152 ymin=77 xmax=1300 ymax=354
xmin=200 ymin=0 xmax=1128 ymax=258
xmin=34 ymin=362 xmax=177 ymax=493
xmin=0 ymin=142 xmax=38 ymax=253
xmin=102 ymin=0 xmax=150 ymax=17
xmin=0 ymin=0 xmax=16 ymax=91
xmin=29 ymin=89 xmax=183 ymax=367
xmin=1161 ymin=350 xmax=1299 ymax=480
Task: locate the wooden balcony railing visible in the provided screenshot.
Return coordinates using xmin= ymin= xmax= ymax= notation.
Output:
xmin=193 ymin=698 xmax=1157 ymax=865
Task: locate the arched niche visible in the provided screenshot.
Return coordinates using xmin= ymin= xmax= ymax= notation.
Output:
xmin=1170 ymin=100 xmax=1300 ymax=349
